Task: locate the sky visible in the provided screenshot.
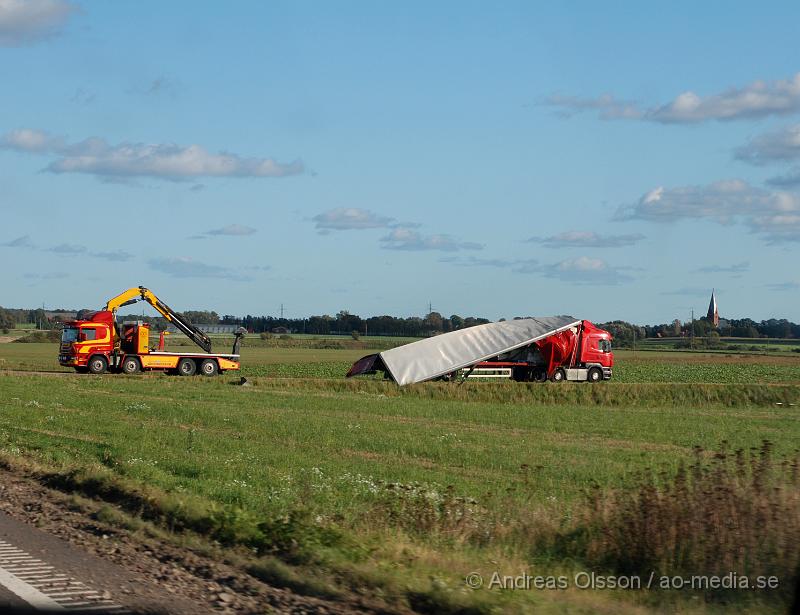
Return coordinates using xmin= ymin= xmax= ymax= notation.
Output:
xmin=1 ymin=0 xmax=799 ymax=324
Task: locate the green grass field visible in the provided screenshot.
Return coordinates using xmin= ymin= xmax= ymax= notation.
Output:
xmin=0 ymin=342 xmax=798 ymax=613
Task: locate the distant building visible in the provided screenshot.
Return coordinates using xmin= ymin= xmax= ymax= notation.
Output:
xmin=707 ymin=289 xmax=719 ymax=328
xmin=166 ymin=323 xmax=240 ymax=334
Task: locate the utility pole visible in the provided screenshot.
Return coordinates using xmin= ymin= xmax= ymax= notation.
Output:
xmin=428 ymin=301 xmax=432 ymax=315
xmin=280 ymin=303 xmax=284 ymax=319
xmin=690 ymin=309 xmax=694 ymax=350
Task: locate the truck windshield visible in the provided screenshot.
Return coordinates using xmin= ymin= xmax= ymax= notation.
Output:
xmin=61 ymin=327 xmax=79 ymax=343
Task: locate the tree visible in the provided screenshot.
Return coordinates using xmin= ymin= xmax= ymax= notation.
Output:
xmin=692 ymin=319 xmax=712 ymax=337
xmin=424 ymin=312 xmax=443 ymax=333
xmin=598 ymin=321 xmax=645 ymax=348
xmin=180 ymin=310 xmax=220 ymax=325
xmin=0 ymin=307 xmax=15 ymax=330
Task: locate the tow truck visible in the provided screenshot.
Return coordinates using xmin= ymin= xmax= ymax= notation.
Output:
xmin=58 ymin=286 xmax=244 ymax=376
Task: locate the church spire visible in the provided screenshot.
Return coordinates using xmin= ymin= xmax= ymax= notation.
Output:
xmin=707 ymin=289 xmax=719 ymax=327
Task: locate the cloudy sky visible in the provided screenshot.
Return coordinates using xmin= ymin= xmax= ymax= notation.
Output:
xmin=1 ymin=1 xmax=799 ymax=323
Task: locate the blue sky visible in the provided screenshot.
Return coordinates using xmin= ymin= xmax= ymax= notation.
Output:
xmin=1 ymin=1 xmax=799 ymax=324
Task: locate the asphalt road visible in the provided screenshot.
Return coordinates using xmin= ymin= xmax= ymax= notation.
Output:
xmin=0 ymin=583 xmax=28 ymax=609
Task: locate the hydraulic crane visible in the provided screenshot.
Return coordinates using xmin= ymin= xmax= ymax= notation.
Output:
xmin=104 ymin=286 xmax=214 ymax=353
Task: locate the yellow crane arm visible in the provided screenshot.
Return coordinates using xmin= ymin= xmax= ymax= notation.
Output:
xmin=103 ymin=287 xmax=146 ymax=313
xmin=103 ymin=286 xmax=213 ymax=353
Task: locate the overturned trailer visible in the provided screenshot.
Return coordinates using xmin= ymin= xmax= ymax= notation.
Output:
xmin=347 ymin=316 xmax=613 ymax=386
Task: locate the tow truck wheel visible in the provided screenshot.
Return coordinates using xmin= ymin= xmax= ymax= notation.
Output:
xmin=121 ymin=357 xmax=141 ymax=375
xmin=177 ymin=358 xmax=197 ymax=376
xmin=587 ymin=367 xmax=603 ymax=383
xmin=550 ymin=368 xmax=565 ymax=383
xmin=200 ymin=359 xmax=218 ymax=377
xmin=87 ymin=356 xmax=108 ymax=375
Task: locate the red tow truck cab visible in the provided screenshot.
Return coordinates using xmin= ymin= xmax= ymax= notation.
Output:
xmin=474 ymin=320 xmax=613 ymax=383
xmin=59 ymin=310 xmax=115 ymax=370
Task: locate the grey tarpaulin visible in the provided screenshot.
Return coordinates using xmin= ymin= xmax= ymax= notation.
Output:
xmin=347 ymin=315 xmax=581 ymax=386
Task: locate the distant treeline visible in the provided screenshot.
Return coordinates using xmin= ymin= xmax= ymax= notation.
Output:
xmin=602 ymin=317 xmax=800 ymax=346
xmin=1 ymin=306 xmax=798 ymax=341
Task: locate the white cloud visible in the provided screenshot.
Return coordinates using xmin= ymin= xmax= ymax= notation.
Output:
xmin=1 ymin=235 xmax=134 ymax=261
xmin=766 ymin=168 xmax=800 ymax=188
xmin=735 ymin=124 xmax=800 ymax=165
xmin=92 ymin=250 xmax=133 ymax=262
xmin=765 ymin=281 xmax=799 ymax=291
xmin=0 ymin=128 xmax=304 ymax=181
xmin=380 ymin=228 xmax=483 ymax=252
xmin=542 ymin=256 xmax=633 ymax=285
xmin=528 ymin=231 xmax=645 ymax=248
xmin=0 ymin=128 xmax=65 ymax=153
xmin=148 ymin=256 xmax=250 ymax=281
xmin=547 ymin=73 xmax=800 ymax=123
xmin=616 ymin=179 xmax=800 ymax=243
xmin=735 ymin=125 xmax=800 ymax=186
xmin=442 ymin=254 xmax=633 ymax=283
xmin=0 ymin=0 xmax=76 ymax=47
xmin=660 ymin=286 xmax=718 ymax=296
xmin=696 ymin=262 xmax=749 ymax=274
xmin=48 ymin=243 xmax=86 ymax=255
xmin=145 ymin=76 xmax=179 ymax=97
xmin=440 ymin=256 xmax=540 ymax=272
xmin=0 ymin=235 xmax=35 ymax=248
xmin=544 ymin=94 xmax=643 ymax=120
xmin=205 ymin=224 xmax=257 ymax=236
xmin=24 ymin=271 xmax=68 ymax=280
xmin=313 ymin=208 xmax=396 ymax=232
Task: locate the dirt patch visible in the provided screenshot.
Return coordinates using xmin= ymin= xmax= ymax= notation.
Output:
xmin=0 ymin=336 xmax=14 ymax=343
xmin=0 ymin=464 xmax=398 ymax=614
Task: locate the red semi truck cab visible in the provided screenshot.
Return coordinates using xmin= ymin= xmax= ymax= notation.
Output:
xmin=474 ymin=320 xmax=613 ymax=383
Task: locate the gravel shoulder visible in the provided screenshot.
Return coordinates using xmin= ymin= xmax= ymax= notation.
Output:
xmin=0 ymin=466 xmax=385 ymax=615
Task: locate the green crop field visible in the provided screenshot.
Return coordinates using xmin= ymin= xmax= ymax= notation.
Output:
xmin=0 ymin=342 xmax=798 ymax=613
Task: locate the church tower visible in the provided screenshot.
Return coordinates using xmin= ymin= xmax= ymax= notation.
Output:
xmin=707 ymin=289 xmax=719 ymax=327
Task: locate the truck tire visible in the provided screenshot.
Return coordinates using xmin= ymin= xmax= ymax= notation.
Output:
xmin=550 ymin=368 xmax=565 ymax=383
xmin=199 ymin=358 xmax=218 ymax=377
xmin=177 ymin=358 xmax=197 ymax=376
xmin=587 ymin=367 xmax=603 ymax=383
xmin=88 ymin=355 xmax=108 ymax=375
xmin=121 ymin=357 xmax=141 ymax=375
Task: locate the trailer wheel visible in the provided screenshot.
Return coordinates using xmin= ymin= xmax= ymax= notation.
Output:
xmin=199 ymin=359 xmax=218 ymax=377
xmin=587 ymin=367 xmax=603 ymax=383
xmin=121 ymin=357 xmax=141 ymax=375
xmin=88 ymin=355 xmax=108 ymax=375
xmin=532 ymin=368 xmax=547 ymax=383
xmin=177 ymin=358 xmax=197 ymax=376
xmin=550 ymin=368 xmax=565 ymax=383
